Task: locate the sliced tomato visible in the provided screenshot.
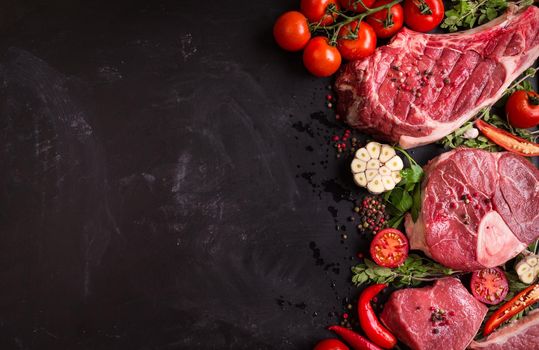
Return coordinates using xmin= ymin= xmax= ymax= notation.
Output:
xmin=476 ymin=119 xmax=539 ymax=157
xmin=470 ymin=267 xmax=509 ymax=305
xmin=370 ymin=228 xmax=409 ymax=268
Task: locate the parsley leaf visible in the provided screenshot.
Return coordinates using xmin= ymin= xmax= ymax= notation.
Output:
xmin=351 ymin=254 xmax=460 ymax=288
xmin=441 ymin=0 xmax=516 ymax=32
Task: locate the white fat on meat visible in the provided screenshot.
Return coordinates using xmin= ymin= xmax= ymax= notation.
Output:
xmin=476 ymin=211 xmax=527 ymax=267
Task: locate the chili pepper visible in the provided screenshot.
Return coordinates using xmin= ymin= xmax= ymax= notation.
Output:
xmin=483 ymin=283 xmax=539 ymax=336
xmin=475 ymin=120 xmax=539 ymax=157
xmin=328 ymin=326 xmax=382 ymax=350
xmin=358 ymin=284 xmax=397 ymax=349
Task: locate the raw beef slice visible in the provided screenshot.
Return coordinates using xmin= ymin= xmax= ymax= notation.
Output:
xmin=335 ymin=6 xmax=539 ymax=148
xmin=469 ymin=309 xmax=539 ymax=349
xmin=380 ymin=278 xmax=487 ymax=350
xmin=405 ymin=148 xmax=539 ymax=271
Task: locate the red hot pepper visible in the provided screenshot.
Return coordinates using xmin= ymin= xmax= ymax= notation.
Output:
xmin=483 ymin=283 xmax=539 ymax=336
xmin=328 ymin=326 xmax=382 ymax=350
xmin=358 ymin=284 xmax=397 ymax=349
xmin=476 ymin=119 xmax=539 ymax=157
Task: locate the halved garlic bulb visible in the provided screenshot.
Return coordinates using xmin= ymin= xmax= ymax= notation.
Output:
xmin=351 ymin=142 xmax=403 ymax=194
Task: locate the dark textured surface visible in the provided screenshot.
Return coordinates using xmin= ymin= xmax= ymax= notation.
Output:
xmin=0 ymin=1 xmax=534 ymax=349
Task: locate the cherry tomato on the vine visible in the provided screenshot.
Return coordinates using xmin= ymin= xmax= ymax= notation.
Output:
xmin=365 ymin=0 xmax=404 ymax=38
xmin=303 ymin=37 xmax=342 ymax=77
xmin=506 ymin=90 xmax=539 ymax=129
xmin=403 ymin=0 xmax=444 ymax=32
xmin=273 ymin=11 xmax=312 ymax=51
xmin=336 ymin=21 xmax=376 ymax=61
xmin=339 ymin=0 xmax=376 ymax=13
xmin=313 ymin=338 xmax=350 ymax=350
xmin=301 ymin=0 xmax=340 ymax=25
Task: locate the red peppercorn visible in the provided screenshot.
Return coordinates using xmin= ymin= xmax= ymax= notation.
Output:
xmin=332 ymin=135 xmax=340 ymax=141
xmin=449 ymin=202 xmax=456 ymax=209
xmin=449 ymin=311 xmax=455 ymax=316
xmin=474 ymin=204 xmax=481 ymax=210
xmin=357 ymin=252 xmax=364 ymax=259
xmin=336 ymin=114 xmax=341 ymax=120
xmin=326 ymin=94 xmax=333 ymax=101
xmin=343 ymin=313 xmax=349 ymax=319
xmin=472 ymin=192 xmax=478 ymax=197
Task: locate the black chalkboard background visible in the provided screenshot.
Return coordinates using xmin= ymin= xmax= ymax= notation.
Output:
xmin=0 ymin=0 xmax=536 ymax=349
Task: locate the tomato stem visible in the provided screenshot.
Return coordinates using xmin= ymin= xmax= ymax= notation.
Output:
xmin=311 ymin=0 xmax=403 ymax=43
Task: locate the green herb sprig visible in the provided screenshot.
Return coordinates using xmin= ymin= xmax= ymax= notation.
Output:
xmin=352 ymin=254 xmax=459 ymax=288
xmin=441 ymin=0 xmax=507 ymax=32
xmin=382 ymin=147 xmax=424 ymax=228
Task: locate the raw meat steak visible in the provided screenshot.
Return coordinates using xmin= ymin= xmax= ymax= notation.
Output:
xmin=469 ymin=309 xmax=539 ymax=349
xmin=405 ymin=148 xmax=539 ymax=271
xmin=335 ymin=6 xmax=539 ymax=149
xmin=380 ymin=278 xmax=487 ymax=350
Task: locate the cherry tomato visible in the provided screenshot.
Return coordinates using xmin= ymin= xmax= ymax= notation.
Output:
xmin=339 ymin=0 xmax=376 ymax=12
xmin=470 ymin=267 xmax=509 ymax=305
xmin=403 ymin=0 xmax=444 ymax=32
xmin=370 ymin=228 xmax=409 ymax=268
xmin=313 ymin=338 xmax=350 ymax=350
xmin=366 ymin=0 xmax=404 ymax=38
xmin=303 ymin=37 xmax=342 ymax=77
xmin=336 ymin=21 xmax=376 ymax=61
xmin=301 ymin=0 xmax=340 ymax=25
xmin=273 ymin=11 xmax=311 ymax=52
xmin=506 ymin=90 xmax=539 ymax=129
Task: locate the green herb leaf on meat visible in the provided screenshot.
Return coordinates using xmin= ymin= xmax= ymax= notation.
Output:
xmin=441 ymin=0 xmax=519 ymax=32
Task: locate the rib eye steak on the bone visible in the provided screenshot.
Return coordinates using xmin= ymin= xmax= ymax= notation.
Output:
xmin=335 ymin=6 xmax=539 ymax=148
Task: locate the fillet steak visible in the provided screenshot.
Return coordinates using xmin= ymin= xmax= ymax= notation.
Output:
xmin=380 ymin=278 xmax=487 ymax=350
xmin=335 ymin=6 xmax=539 ymax=149
xmin=468 ymin=309 xmax=539 ymax=349
xmin=405 ymin=148 xmax=539 ymax=271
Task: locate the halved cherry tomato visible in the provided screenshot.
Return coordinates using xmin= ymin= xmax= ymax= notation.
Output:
xmin=301 ymin=0 xmax=340 ymax=25
xmin=339 ymin=0 xmax=376 ymax=12
xmin=403 ymin=0 xmax=444 ymax=32
xmin=476 ymin=119 xmax=539 ymax=157
xmin=470 ymin=267 xmax=509 ymax=305
xmin=506 ymin=90 xmax=539 ymax=128
xmin=484 ymin=283 xmax=539 ymax=336
xmin=303 ymin=37 xmax=342 ymax=77
xmin=366 ymin=0 xmax=404 ymax=38
xmin=273 ymin=11 xmax=311 ymax=51
xmin=370 ymin=228 xmax=409 ymax=268
xmin=313 ymin=338 xmax=350 ymax=350
xmin=336 ymin=21 xmax=377 ymax=61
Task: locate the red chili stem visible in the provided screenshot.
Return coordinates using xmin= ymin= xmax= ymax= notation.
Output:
xmin=328 ymin=325 xmax=383 ymax=350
